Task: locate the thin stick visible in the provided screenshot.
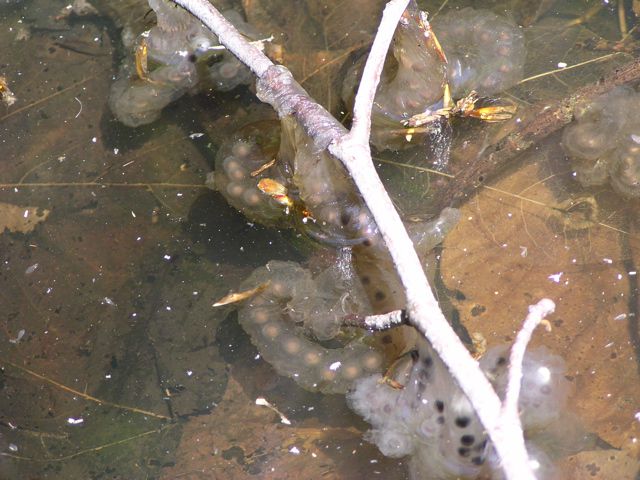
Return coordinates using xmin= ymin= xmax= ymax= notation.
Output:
xmin=169 ymin=1 xmax=535 ymax=478
xmin=503 ymin=299 xmax=555 ymax=418
xmin=348 ymin=0 xmax=409 ymax=142
xmin=516 ymin=52 xmax=622 ymax=85
xmin=0 ymin=424 xmax=176 ymax=462
xmin=4 ymin=360 xmax=171 ymax=420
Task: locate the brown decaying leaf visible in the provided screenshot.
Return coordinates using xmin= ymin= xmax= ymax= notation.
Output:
xmin=0 ymin=202 xmax=49 ymax=234
xmin=161 ymin=375 xmax=400 ymax=479
xmin=441 ymin=148 xmax=640 ymax=459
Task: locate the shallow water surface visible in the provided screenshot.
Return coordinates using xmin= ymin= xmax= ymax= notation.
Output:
xmin=0 ymin=0 xmax=639 ymax=479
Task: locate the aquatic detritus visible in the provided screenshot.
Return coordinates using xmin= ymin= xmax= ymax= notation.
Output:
xmin=109 ymin=0 xmax=258 ymax=127
xmin=562 ymin=86 xmax=640 ymax=198
xmin=349 ymin=340 xmax=572 ymax=479
xmin=431 ymin=8 xmax=525 ymax=98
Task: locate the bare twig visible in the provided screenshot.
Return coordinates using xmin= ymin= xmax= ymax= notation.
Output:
xmin=169 ymin=0 xmax=537 ymax=478
xmin=504 ymin=299 xmax=555 ymax=418
xmin=342 ymin=309 xmax=409 ymax=330
xmin=348 ymin=0 xmax=409 ymax=141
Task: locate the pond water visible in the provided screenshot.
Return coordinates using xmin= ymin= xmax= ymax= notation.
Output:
xmin=0 ymin=0 xmax=639 ymax=479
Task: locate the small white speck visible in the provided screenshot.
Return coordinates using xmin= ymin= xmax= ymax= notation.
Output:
xmin=520 ymin=246 xmax=528 ymax=258
xmin=91 ymin=137 xmax=97 ymax=143
xmin=557 ymin=62 xmax=567 ymax=68
xmin=113 ymin=148 xmax=119 ymax=155
xmin=67 ymin=417 xmax=84 ymax=425
xmin=548 ymin=272 xmax=563 ymax=283
xmin=629 ymin=271 xmax=637 ymax=276
xmin=25 ymin=263 xmax=39 ymax=275
xmin=613 ymin=313 xmax=627 ymax=321
xmin=311 ymin=452 xmax=317 ymax=458
xmin=163 ymin=254 xmax=172 ymax=261
xmin=189 ymin=133 xmax=204 ymax=139
xmin=635 ymin=412 xmax=640 ymax=422
xmin=186 ymin=370 xmax=193 ymax=376
xmin=105 ymin=374 xmax=112 ymax=379
xmin=102 ymin=297 xmax=117 ymax=307
xmin=8 ymin=444 xmax=18 ymax=452
xmin=329 ymin=361 xmax=341 ymax=371
xmin=8 ymin=329 xmax=25 ymax=344
xmin=289 ymin=446 xmax=300 ymax=455
xmin=131 ymin=211 xmax=136 ymax=218
xmin=603 ymin=258 xmax=613 ymax=264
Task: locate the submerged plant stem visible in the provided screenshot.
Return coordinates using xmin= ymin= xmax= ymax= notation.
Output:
xmin=4 ymin=360 xmax=171 ymax=420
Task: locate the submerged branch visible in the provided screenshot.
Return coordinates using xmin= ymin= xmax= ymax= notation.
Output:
xmin=170 ymin=0 xmax=540 ymax=478
xmin=504 ymin=299 xmax=555 ymax=419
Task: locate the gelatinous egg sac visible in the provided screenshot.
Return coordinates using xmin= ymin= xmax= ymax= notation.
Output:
xmin=236 ymin=261 xmax=383 ymax=394
xmin=562 ymin=86 xmax=640 ymax=198
xmin=211 ymin=115 xmax=381 ymax=247
xmin=210 ymin=120 xmax=292 ymax=227
xmin=109 ymin=2 xmax=258 ymax=127
xmin=348 ymin=341 xmax=572 ymax=479
xmin=432 ymin=8 xmax=526 ymax=97
xmin=341 ymin=4 xmax=524 ymax=151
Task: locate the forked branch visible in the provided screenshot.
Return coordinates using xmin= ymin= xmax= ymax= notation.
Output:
xmin=170 ymin=0 xmax=550 ymax=478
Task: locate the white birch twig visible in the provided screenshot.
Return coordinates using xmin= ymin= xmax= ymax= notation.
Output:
xmin=504 ymin=298 xmax=556 ymax=417
xmin=169 ymin=1 xmax=539 ymax=478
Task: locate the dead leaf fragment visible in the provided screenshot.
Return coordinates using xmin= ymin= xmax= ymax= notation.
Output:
xmin=212 ymin=281 xmax=269 ymax=307
xmin=0 ymin=202 xmax=50 ymax=234
xmin=0 ymin=75 xmax=17 ymax=107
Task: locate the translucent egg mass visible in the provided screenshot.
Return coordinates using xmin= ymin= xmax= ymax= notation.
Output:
xmin=562 ymin=86 xmax=640 ymax=198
